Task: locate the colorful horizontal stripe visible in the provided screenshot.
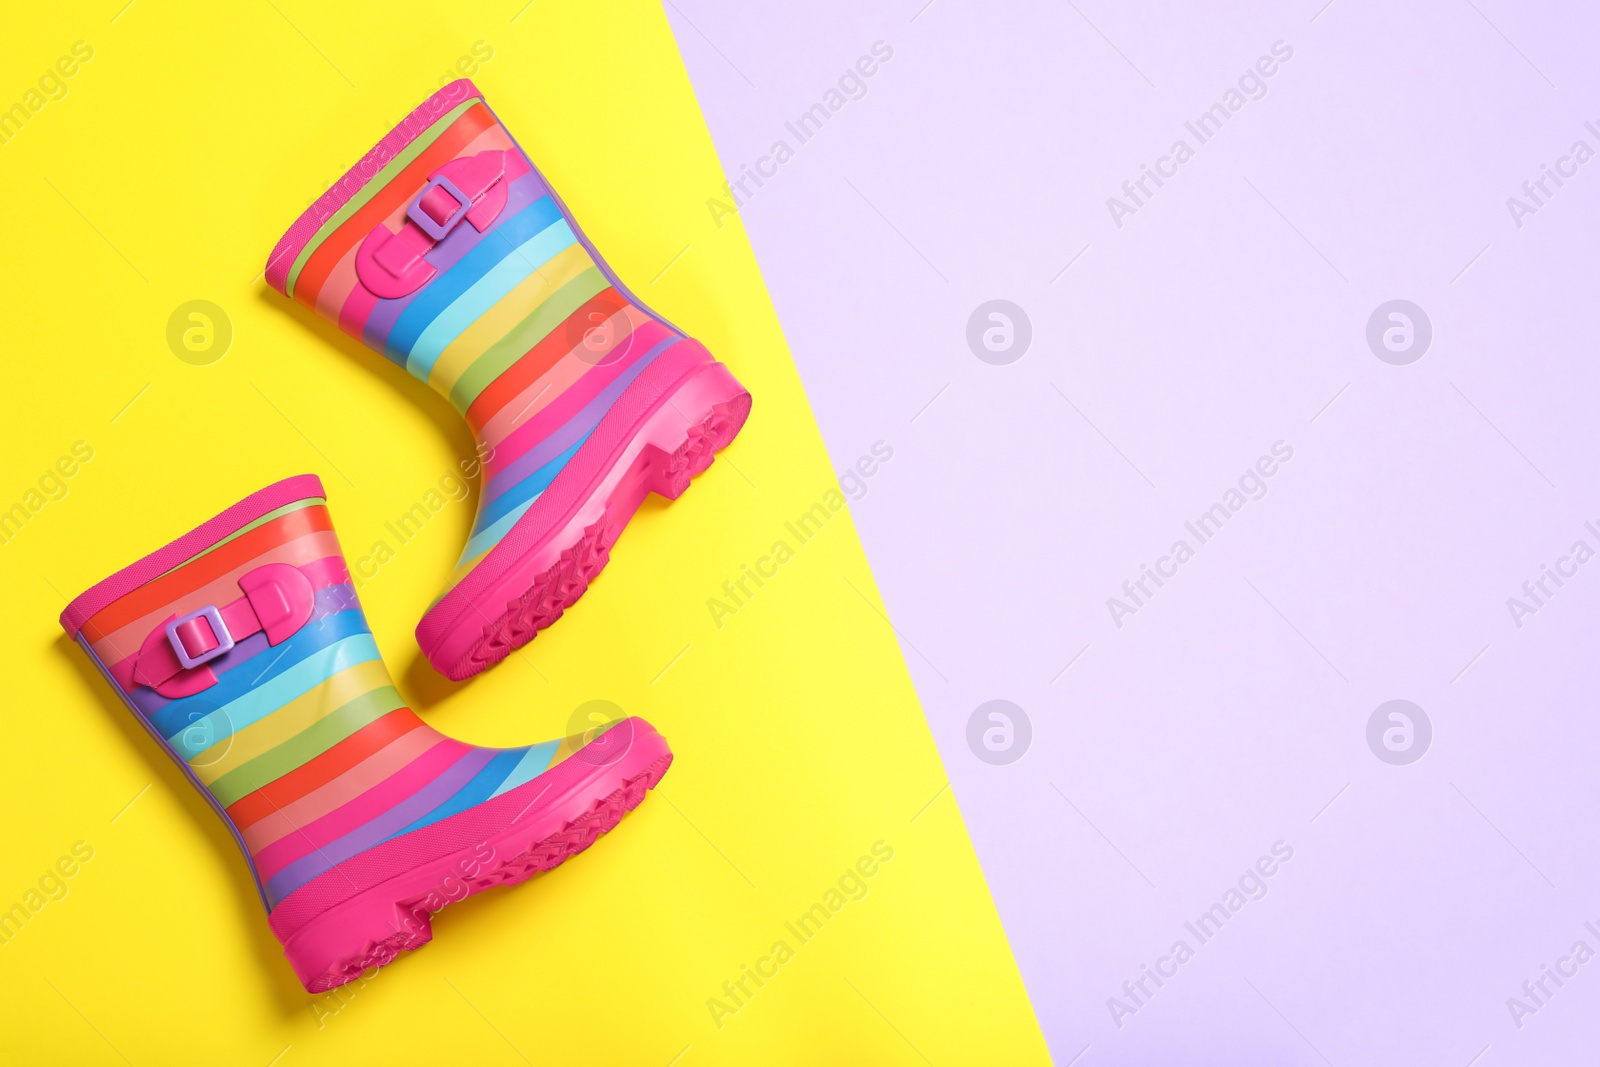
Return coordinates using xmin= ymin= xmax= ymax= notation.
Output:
xmin=82 ymin=500 xmax=592 ymax=909
xmin=285 ymin=94 xmax=686 ymax=581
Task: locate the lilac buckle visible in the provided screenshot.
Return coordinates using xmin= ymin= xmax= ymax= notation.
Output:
xmin=166 ymin=605 xmax=234 ymax=670
xmin=408 ymin=175 xmax=472 ymax=240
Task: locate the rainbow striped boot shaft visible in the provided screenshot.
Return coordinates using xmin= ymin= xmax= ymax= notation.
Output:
xmin=59 ymin=475 xmax=672 ymax=992
xmin=265 ymin=80 xmax=751 ymax=680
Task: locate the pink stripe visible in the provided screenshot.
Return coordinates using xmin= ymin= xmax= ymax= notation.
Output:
xmin=322 ymin=125 xmax=520 ymax=331
xmin=315 ymin=246 xmax=361 ymax=323
xmin=104 ymin=553 xmax=354 ymax=692
xmin=265 ymin=81 xmax=483 ymax=295
xmin=476 ymin=312 xmax=645 ymax=449
xmin=267 ymin=719 xmax=669 ymax=941
xmin=337 ymin=281 xmax=379 ymax=339
xmin=90 ymin=532 xmax=345 ymax=665
xmin=252 ymin=737 xmax=468 ymax=881
xmin=61 ymin=475 xmax=325 ymax=638
xmin=484 ymin=320 xmax=670 ymax=481
xmin=241 ymin=724 xmax=438 ymax=854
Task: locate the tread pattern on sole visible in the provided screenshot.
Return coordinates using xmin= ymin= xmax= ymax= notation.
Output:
xmin=449 ymin=396 xmax=750 ymax=680
xmin=302 ymin=753 xmax=672 ymax=993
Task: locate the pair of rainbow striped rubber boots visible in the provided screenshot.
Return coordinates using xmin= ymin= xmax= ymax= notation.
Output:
xmin=58 ymin=81 xmax=750 ymax=992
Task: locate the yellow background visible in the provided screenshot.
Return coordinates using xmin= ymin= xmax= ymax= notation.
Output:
xmin=0 ymin=1 xmax=1048 ymax=1063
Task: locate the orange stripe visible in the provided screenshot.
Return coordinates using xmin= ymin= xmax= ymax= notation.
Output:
xmin=93 ymin=531 xmax=344 ymax=667
xmin=81 ymin=506 xmax=333 ymax=642
xmin=319 ymin=124 xmax=519 ymax=325
xmin=465 ymin=288 xmax=628 ymax=432
xmin=239 ymin=725 xmax=443 ymax=852
xmin=294 ymin=104 xmax=498 ymax=308
xmin=227 ymin=708 xmax=426 ymax=831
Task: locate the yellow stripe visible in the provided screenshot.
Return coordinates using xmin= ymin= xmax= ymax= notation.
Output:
xmin=444 ymin=548 xmax=494 ymax=591
xmin=428 ymin=242 xmax=595 ymax=393
xmin=191 ymin=658 xmax=394 ymax=784
xmin=549 ymin=731 xmax=588 ymax=767
xmin=547 ymin=719 xmax=625 ymax=769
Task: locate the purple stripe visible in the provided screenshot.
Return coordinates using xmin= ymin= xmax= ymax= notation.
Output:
xmin=483 ymin=336 xmax=676 ymax=502
xmin=480 ymin=98 xmax=690 ymax=342
xmin=362 ymin=166 xmax=550 ymax=352
xmin=79 ymin=635 xmax=274 ymax=912
xmin=128 ymin=583 xmax=361 ymax=718
xmin=263 ymin=747 xmax=496 ymax=906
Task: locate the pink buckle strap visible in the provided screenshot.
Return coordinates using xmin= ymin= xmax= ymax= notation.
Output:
xmin=355 ymin=150 xmax=518 ymax=299
xmin=116 ymin=563 xmax=316 ymax=698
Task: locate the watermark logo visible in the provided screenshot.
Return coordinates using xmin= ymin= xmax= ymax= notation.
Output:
xmin=708 ymin=441 xmax=893 ymax=630
xmin=564 ymin=303 xmax=638 ymax=367
xmin=0 ymin=440 xmax=95 ymax=548
xmin=566 ymin=699 xmax=632 ymax=767
xmin=180 ymin=708 xmax=235 ymax=769
xmin=1107 ymin=441 xmax=1294 ymax=628
xmin=311 ymin=839 xmax=496 ymax=1027
xmin=1506 ymin=923 xmax=1600 ymax=1030
xmin=350 ymin=447 xmax=491 ymax=587
xmin=966 ymin=300 xmax=1031 ymax=365
xmin=1506 ymin=122 xmax=1600 ymax=230
xmin=1506 ymin=523 xmax=1599 ymax=629
xmin=433 ymin=40 xmax=494 ymax=90
xmin=1366 ymin=700 xmax=1431 ymax=765
xmin=1106 ymin=41 xmax=1294 ymax=228
xmin=966 ymin=700 xmax=1031 ymax=765
xmin=706 ymin=42 xmax=895 ymax=228
xmin=1365 ymin=299 xmax=1431 ymax=366
xmin=167 ymin=300 xmax=233 ymax=366
xmin=1 ymin=40 xmax=94 ymax=148
xmin=1107 ymin=840 xmax=1294 ymax=1029
xmin=0 ymin=841 xmax=95 ymax=948
xmin=707 ymin=842 xmax=895 ymax=1030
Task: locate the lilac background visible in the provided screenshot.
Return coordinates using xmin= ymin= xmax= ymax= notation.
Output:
xmin=667 ymin=1 xmax=1600 ymax=1062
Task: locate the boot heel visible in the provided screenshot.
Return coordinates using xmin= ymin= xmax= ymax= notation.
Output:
xmin=420 ymin=354 xmax=751 ymax=678
xmin=280 ymin=893 xmax=435 ymax=993
xmin=642 ymin=362 xmax=753 ymax=502
xmin=273 ymin=730 xmax=672 ymax=991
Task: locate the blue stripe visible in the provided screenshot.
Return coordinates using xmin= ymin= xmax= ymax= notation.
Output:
xmin=384 ymin=197 xmax=564 ymax=364
xmin=484 ymin=334 xmax=674 ymax=499
xmin=129 ymin=584 xmax=361 ymax=720
xmin=489 ymin=741 xmax=560 ymax=798
xmin=457 ymin=498 xmax=538 ymax=566
xmin=148 ymin=608 xmax=370 ymax=739
xmin=169 ymin=633 xmax=382 ymax=761
xmin=472 ymin=432 xmax=589 ymax=535
xmin=263 ymin=748 xmax=490 ymax=906
xmin=405 ymin=218 xmax=577 ymax=380
xmin=385 ymin=748 xmax=529 ymax=840
xmin=363 ymin=172 xmax=553 ymax=363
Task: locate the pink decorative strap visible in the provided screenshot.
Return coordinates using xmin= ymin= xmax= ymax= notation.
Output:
xmin=355 ymin=150 xmax=525 ymax=299
xmin=263 ymin=81 xmax=482 ymax=296
xmin=115 ymin=563 xmax=316 ymax=698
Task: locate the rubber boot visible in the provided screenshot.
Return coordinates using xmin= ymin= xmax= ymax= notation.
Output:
xmin=59 ymin=475 xmax=672 ymax=992
xmin=265 ymin=79 xmax=752 ymax=680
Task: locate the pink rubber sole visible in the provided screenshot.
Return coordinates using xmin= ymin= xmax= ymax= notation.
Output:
xmin=417 ymin=346 xmax=752 ymax=680
xmin=274 ymin=721 xmax=672 ymax=992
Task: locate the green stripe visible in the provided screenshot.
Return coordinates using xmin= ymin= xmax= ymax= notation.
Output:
xmin=285 ymin=99 xmax=482 ymax=298
xmin=162 ymin=498 xmax=324 ymax=579
xmin=449 ymin=266 xmax=610 ymax=412
xmin=209 ymin=687 xmax=407 ymax=807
